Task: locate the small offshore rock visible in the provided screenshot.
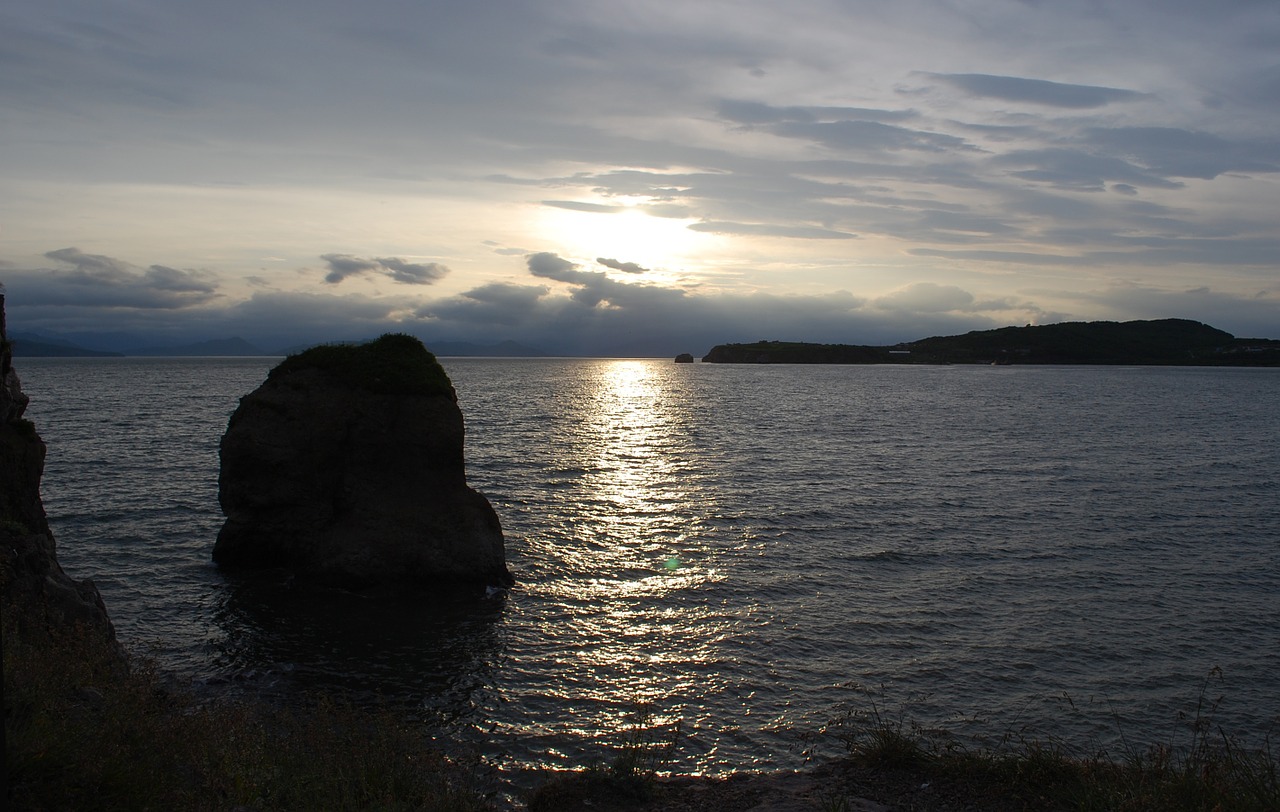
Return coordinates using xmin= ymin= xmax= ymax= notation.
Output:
xmin=213 ymin=334 xmax=511 ymax=589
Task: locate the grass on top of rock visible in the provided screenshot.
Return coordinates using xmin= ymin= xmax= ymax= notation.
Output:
xmin=270 ymin=333 xmax=455 ymax=397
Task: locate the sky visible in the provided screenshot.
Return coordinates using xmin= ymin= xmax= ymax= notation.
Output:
xmin=3 ymin=0 xmax=1278 ymax=356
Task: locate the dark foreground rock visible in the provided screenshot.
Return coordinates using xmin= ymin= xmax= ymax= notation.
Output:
xmin=0 ymin=294 xmax=120 ymax=649
xmin=213 ymin=334 xmax=511 ymax=589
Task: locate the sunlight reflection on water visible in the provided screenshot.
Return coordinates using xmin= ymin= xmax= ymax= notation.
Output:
xmin=502 ymin=360 xmax=737 ymax=770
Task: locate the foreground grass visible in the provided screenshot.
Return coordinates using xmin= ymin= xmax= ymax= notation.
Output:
xmin=9 ymin=625 xmax=1277 ymax=811
xmin=822 ymin=679 xmax=1280 ymax=811
xmin=4 ymin=624 xmax=494 ymax=811
xmin=529 ymin=680 xmax=1278 ymax=812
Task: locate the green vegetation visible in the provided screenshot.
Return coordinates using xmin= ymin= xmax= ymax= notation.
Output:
xmin=4 ymin=621 xmax=495 ymax=811
xmin=269 ymin=333 xmax=456 ymax=396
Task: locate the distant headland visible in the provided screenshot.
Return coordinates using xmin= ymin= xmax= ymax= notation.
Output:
xmin=701 ymin=319 xmax=1280 ymax=366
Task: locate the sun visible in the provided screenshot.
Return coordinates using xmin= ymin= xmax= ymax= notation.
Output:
xmin=534 ymin=202 xmax=718 ymax=274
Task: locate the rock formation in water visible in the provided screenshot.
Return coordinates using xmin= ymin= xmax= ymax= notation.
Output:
xmin=674 ymin=353 xmax=694 ymax=363
xmin=213 ymin=334 xmax=512 ymax=589
xmin=0 ymin=295 xmax=120 ymax=648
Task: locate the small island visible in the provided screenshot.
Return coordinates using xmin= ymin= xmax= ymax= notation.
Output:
xmin=702 ymin=318 xmax=1280 ymax=366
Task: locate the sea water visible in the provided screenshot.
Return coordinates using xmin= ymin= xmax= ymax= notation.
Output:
xmin=19 ymin=357 xmax=1280 ymax=775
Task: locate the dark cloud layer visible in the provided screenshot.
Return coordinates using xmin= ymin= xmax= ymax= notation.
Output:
xmin=6 ymin=247 xmax=1277 ymax=355
xmin=7 ymin=248 xmax=221 ymax=310
xmin=409 ymin=252 xmax=1276 ymax=355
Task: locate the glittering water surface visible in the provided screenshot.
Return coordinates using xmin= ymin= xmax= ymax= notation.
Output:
xmin=21 ymin=357 xmax=1280 ymax=775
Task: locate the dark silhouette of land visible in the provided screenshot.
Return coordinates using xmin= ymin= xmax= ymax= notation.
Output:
xmin=702 ymin=318 xmax=1280 ymax=366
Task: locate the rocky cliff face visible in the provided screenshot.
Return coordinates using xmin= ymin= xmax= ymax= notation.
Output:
xmin=0 ymin=295 xmax=119 ymax=648
xmin=213 ymin=334 xmax=511 ymax=589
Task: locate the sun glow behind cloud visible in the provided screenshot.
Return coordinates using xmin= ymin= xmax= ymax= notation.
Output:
xmin=534 ymin=202 xmax=721 ymax=280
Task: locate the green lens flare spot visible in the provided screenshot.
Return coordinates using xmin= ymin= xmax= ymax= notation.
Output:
xmin=664 ymin=556 xmax=682 ymax=571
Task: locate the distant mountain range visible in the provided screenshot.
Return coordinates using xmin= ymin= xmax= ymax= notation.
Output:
xmin=126 ymin=337 xmax=268 ymax=357
xmin=9 ymin=333 xmax=549 ymax=358
xmin=7 ymin=335 xmax=125 ymax=357
xmin=701 ymin=319 xmax=1280 ymax=366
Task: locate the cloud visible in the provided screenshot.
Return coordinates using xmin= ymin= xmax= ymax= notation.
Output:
xmin=10 ymin=245 xmax=1279 ymax=358
xmin=320 ymin=253 xmax=449 ymax=285
xmin=688 ymin=221 xmax=857 ymax=239
xmin=643 ymin=203 xmax=695 ymax=218
xmin=773 ymin=119 xmax=977 ymax=154
xmin=909 ymin=248 xmax=1085 ymax=266
xmin=418 ymin=282 xmax=551 ymax=326
xmin=5 ymin=248 xmax=221 ymax=310
xmin=541 ymin=200 xmax=625 ymax=213
xmin=1049 ymin=282 xmax=1280 ymax=340
xmin=409 ymin=252 xmax=1056 ymax=355
xmin=992 ymin=148 xmax=1184 ymax=191
xmin=929 ymin=73 xmax=1146 ymax=108
xmin=1077 ymin=127 xmax=1280 ymax=180
xmin=718 ymin=99 xmax=816 ymax=125
xmin=43 ymin=248 xmax=136 ymax=284
xmin=527 ymin=251 xmax=589 ymax=283
xmin=717 ymin=99 xmax=917 ymax=126
xmin=596 ymin=257 xmax=649 ymax=274
xmin=145 ymin=265 xmax=218 ymax=292
xmin=525 ymin=253 xmax=623 ymax=307
xmin=874 ymin=282 xmax=975 ymax=312
xmin=463 ymin=282 xmax=550 ymax=308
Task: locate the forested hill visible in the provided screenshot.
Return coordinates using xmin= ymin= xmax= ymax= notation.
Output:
xmin=701 ymin=319 xmax=1280 ymax=366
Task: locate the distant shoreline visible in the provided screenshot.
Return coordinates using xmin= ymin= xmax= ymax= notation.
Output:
xmin=700 ymin=318 xmax=1280 ymax=367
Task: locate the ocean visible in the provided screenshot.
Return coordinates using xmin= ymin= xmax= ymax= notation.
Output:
xmin=19 ymin=357 xmax=1280 ymax=779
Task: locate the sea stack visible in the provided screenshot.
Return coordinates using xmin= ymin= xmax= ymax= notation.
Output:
xmin=213 ymin=334 xmax=511 ymax=589
xmin=0 ymin=295 xmax=120 ymax=647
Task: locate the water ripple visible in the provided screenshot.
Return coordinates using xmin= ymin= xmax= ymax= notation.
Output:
xmin=20 ymin=358 xmax=1280 ymax=776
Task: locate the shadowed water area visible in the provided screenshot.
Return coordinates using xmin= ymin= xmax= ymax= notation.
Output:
xmin=22 ymin=357 xmax=1280 ymax=779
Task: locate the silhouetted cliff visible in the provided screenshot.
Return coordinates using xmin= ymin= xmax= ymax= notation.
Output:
xmin=0 ymin=295 xmax=120 ymax=650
